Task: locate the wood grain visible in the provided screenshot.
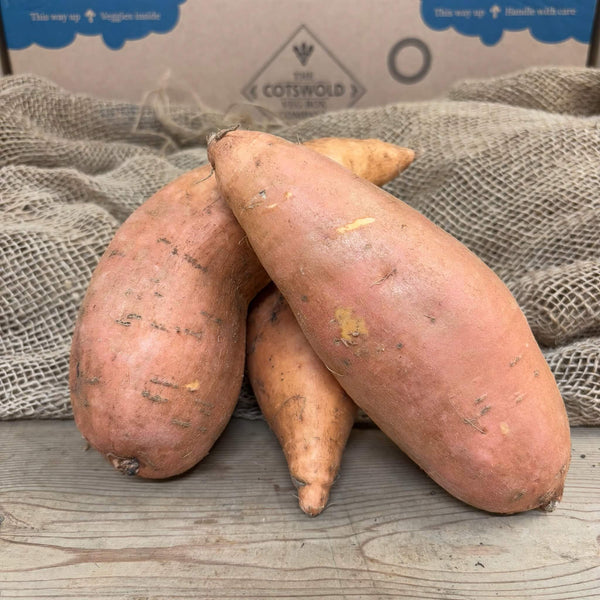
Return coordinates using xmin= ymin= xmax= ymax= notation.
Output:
xmin=0 ymin=419 xmax=598 ymax=600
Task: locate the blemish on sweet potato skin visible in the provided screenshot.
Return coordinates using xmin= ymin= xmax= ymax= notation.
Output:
xmin=337 ymin=217 xmax=376 ymax=234
xmin=334 ymin=308 xmax=368 ymax=343
xmin=141 ymin=390 xmax=169 ymax=404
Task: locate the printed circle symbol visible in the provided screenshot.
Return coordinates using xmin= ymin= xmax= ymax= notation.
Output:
xmin=387 ymin=38 xmax=431 ymax=84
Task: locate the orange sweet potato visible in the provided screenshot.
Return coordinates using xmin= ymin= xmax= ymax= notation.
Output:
xmin=247 ymin=284 xmax=358 ymax=516
xmin=207 ymin=129 xmax=572 ymax=514
xmin=302 ymin=137 xmax=414 ymax=187
xmin=70 ymin=136 xmax=414 ymax=479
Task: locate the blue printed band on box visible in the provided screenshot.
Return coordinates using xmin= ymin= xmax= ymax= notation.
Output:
xmin=1 ymin=0 xmax=186 ymax=50
xmin=421 ymin=0 xmax=595 ymax=46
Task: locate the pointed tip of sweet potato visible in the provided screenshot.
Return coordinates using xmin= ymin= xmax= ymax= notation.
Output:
xmin=296 ymin=481 xmax=331 ymax=517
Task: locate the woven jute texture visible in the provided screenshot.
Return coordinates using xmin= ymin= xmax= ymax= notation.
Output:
xmin=1 ymin=67 xmax=599 ymax=425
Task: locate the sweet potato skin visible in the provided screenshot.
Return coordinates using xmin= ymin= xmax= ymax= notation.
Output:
xmin=70 ymin=164 xmax=269 ymax=478
xmin=247 ymin=284 xmax=358 ymax=516
xmin=208 ymin=130 xmax=572 ymax=514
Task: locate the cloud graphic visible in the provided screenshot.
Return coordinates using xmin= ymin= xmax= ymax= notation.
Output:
xmin=2 ymin=0 xmax=186 ymax=50
xmin=421 ymin=0 xmax=594 ymax=47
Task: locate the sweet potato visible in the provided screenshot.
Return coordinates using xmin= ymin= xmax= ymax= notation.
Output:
xmin=70 ymin=136 xmax=414 ymax=479
xmin=302 ymin=137 xmax=414 ymax=187
xmin=69 ymin=163 xmax=268 ymax=478
xmin=207 ymin=129 xmax=572 ymax=514
xmin=247 ymin=284 xmax=358 ymax=516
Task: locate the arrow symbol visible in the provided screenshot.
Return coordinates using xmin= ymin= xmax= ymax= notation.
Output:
xmin=490 ymin=5 xmax=501 ymax=18
xmin=85 ymin=9 xmax=96 ymax=23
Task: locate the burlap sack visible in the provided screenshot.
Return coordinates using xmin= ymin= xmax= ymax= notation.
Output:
xmin=1 ymin=67 xmax=599 ymax=425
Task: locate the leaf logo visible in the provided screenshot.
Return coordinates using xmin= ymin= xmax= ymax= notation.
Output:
xmin=293 ymin=41 xmax=314 ymax=66
xmin=242 ymin=25 xmax=365 ymax=119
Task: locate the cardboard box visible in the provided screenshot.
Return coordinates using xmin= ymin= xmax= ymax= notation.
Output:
xmin=0 ymin=1 xmax=597 ymax=121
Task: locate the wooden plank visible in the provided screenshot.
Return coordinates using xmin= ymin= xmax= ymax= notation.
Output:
xmin=0 ymin=419 xmax=598 ymax=600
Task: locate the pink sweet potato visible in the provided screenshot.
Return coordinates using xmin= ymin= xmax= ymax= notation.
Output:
xmin=208 ymin=129 xmax=572 ymax=514
xmin=69 ymin=163 xmax=269 ymax=478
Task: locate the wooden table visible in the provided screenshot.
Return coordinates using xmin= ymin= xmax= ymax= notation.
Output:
xmin=1 ymin=418 xmax=598 ymax=599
